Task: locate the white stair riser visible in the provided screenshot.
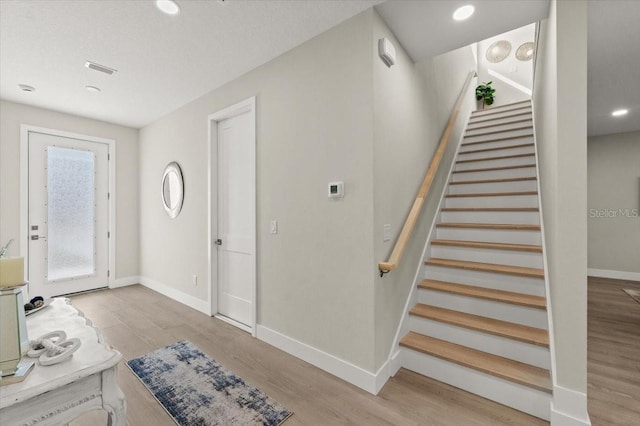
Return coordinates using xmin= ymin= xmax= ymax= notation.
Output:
xmin=455 ymin=156 xmax=536 ymax=171
xmin=461 ymin=136 xmax=535 ymax=152
xmin=424 ymin=265 xmax=545 ymax=296
xmin=407 ymin=316 xmax=550 ymax=368
xmin=430 ymin=245 xmax=543 ymax=269
xmin=451 ymin=167 xmax=537 ymax=182
xmin=471 ymin=107 xmax=532 ymax=121
xmin=436 ymin=227 xmax=542 ymax=245
xmin=401 ymin=349 xmax=551 ymax=420
xmin=464 ymin=129 xmax=534 ymax=145
xmin=466 ymin=119 xmax=533 ymax=135
xmin=457 ymin=145 xmax=534 ymax=161
xmin=445 ymin=194 xmax=538 ymax=208
xmin=417 ymin=289 xmax=548 ymax=329
xmin=440 ymin=210 xmax=539 ymax=225
xmin=448 ymin=179 xmax=538 ymax=194
xmin=467 ymin=113 xmax=533 ymax=129
xmin=472 ymin=101 xmax=531 ymax=115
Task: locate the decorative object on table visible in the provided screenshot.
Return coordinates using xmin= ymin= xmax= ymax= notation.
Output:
xmin=128 ymin=340 xmax=292 ymax=426
xmin=623 ymin=288 xmax=640 ymax=305
xmin=0 ymin=284 xmax=34 ymax=385
xmin=0 ymin=239 xmax=25 ymax=289
xmin=0 ymin=238 xmax=14 ymax=259
xmin=27 ymin=330 xmax=82 ymax=366
xmin=24 ymin=297 xmax=53 ymax=316
xmin=475 ymin=81 xmax=496 ymax=109
xmin=162 ymin=161 xmax=184 ymax=219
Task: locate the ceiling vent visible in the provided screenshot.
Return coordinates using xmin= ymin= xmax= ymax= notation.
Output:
xmin=85 ymin=61 xmax=117 ymax=75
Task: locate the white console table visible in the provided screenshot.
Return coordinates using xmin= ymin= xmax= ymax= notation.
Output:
xmin=0 ymin=298 xmax=125 ymax=425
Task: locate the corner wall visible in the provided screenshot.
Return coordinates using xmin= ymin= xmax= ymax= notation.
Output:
xmin=139 ymin=10 xmax=377 ymax=371
xmin=0 ymin=100 xmax=139 ymax=280
xmin=371 ymin=11 xmax=476 ymax=369
xmin=587 ymin=130 xmax=640 ymax=279
xmin=533 ymin=0 xmax=590 ymax=424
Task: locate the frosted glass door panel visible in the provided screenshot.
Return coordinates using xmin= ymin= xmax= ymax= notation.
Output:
xmin=47 ymin=147 xmax=96 ymax=281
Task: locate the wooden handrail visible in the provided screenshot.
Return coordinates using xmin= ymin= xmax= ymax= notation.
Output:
xmin=379 ymin=70 xmax=476 ymax=276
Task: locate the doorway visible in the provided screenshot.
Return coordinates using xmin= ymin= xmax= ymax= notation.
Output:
xmin=208 ymin=97 xmax=256 ymax=334
xmin=21 ymin=126 xmax=113 ymax=298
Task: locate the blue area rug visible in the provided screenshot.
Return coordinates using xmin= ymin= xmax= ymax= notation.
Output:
xmin=127 ymin=341 xmax=292 ymax=426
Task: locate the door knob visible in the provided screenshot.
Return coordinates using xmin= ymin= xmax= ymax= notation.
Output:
xmin=214 ymin=239 xmax=222 ymax=246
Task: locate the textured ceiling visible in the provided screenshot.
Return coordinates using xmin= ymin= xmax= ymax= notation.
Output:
xmin=0 ymin=0 xmax=381 ymax=128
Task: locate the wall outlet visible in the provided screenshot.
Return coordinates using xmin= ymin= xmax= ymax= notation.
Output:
xmin=383 ymin=224 xmax=391 ymax=242
xmin=270 ymin=220 xmax=278 ymax=234
xmin=192 ymin=275 xmax=198 ymax=286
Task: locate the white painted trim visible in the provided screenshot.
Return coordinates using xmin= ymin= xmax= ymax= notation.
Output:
xmin=257 ymin=324 xmax=390 ymax=395
xmin=19 ymin=125 xmax=116 ymax=291
xmin=109 ymin=276 xmax=139 ymax=289
xmin=530 ymin=98 xmax=559 ymax=392
xmin=383 ymin=71 xmax=477 ymax=377
xmin=587 ymin=268 xmax=640 ymax=282
xmin=207 ymin=97 xmax=257 ymax=336
xmin=139 ymin=276 xmax=211 ymax=315
xmin=214 ymin=314 xmax=252 ymax=334
xmin=550 ymin=385 xmax=591 ymax=426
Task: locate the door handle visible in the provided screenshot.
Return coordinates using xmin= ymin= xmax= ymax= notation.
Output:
xmin=214 ymin=239 xmax=222 ymax=246
xmin=30 ymin=235 xmax=47 ymax=241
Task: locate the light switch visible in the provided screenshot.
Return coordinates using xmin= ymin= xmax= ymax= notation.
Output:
xmin=383 ymin=224 xmax=391 ymax=242
xmin=270 ymin=220 xmax=278 ymax=234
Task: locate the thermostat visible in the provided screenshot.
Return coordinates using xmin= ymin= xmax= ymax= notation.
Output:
xmin=328 ymin=181 xmax=344 ymax=198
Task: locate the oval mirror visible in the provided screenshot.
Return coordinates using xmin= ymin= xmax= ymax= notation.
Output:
xmin=161 ymin=162 xmax=184 ymax=218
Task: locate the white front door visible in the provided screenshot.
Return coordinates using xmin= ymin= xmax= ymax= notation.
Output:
xmin=216 ymin=109 xmax=255 ymax=329
xmin=27 ymin=130 xmax=110 ymax=298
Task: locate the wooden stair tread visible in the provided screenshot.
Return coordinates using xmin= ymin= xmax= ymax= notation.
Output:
xmin=458 ymin=143 xmax=534 ymax=155
xmin=464 ymin=125 xmax=533 ymax=138
xmin=457 ymin=153 xmax=535 ymax=164
xmin=419 ymin=279 xmax=546 ymax=309
xmin=425 ymin=258 xmax=544 ymax=278
xmin=462 ymin=133 xmax=534 ymax=146
xmin=431 ymin=239 xmax=542 ymax=253
xmin=399 ymin=332 xmax=552 ymax=392
xmin=468 ymin=111 xmax=532 ymax=125
xmin=471 ymin=105 xmax=532 ymax=118
xmin=466 ymin=118 xmax=533 ymax=132
xmin=437 ymin=222 xmax=540 ymax=230
xmin=446 ymin=191 xmax=537 ymax=198
xmin=441 ymin=207 xmax=538 ymax=212
xmin=453 ymin=164 xmax=536 ymax=174
xmin=449 ymin=177 xmax=536 ymax=185
xmin=409 ymin=304 xmax=549 ymax=347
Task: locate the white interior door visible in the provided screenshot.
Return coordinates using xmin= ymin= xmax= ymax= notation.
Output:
xmin=27 ymin=131 xmax=109 ymax=298
xmin=216 ymin=110 xmax=255 ymax=329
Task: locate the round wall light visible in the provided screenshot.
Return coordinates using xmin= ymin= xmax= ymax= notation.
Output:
xmin=486 ymin=40 xmax=512 ymax=63
xmin=156 ymin=0 xmax=181 ymax=15
xmin=453 ymin=5 xmax=475 ymax=21
xmin=516 ymin=42 xmax=536 ymax=61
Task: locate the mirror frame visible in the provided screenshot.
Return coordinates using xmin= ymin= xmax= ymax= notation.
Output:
xmin=161 ymin=162 xmax=184 ymax=219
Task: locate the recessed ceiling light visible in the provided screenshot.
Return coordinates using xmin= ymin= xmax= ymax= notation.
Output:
xmin=156 ymin=0 xmax=181 ymax=15
xmin=611 ymin=109 xmax=628 ymax=117
xmin=85 ymin=61 xmax=117 ymax=75
xmin=453 ymin=5 xmax=475 ymax=21
xmin=18 ymin=84 xmax=36 ymax=92
xmin=85 ymin=85 xmax=101 ymax=93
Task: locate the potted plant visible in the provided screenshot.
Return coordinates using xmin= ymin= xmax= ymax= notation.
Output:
xmin=475 ymin=81 xmax=495 ymax=109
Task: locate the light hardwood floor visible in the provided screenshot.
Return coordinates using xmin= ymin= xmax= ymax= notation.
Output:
xmin=64 ymin=277 xmax=639 ymax=426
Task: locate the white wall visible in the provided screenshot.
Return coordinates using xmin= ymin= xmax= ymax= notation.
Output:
xmin=139 ymin=10 xmax=377 ymax=370
xmin=588 ymin=130 xmax=640 ymax=275
xmin=0 ymin=100 xmax=139 ymax=279
xmin=371 ymin=9 xmax=476 ymax=368
xmin=533 ymin=0 xmax=590 ymax=424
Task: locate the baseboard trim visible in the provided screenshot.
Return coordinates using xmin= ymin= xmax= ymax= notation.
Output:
xmin=550 ymin=385 xmax=591 ymax=426
xmin=587 ymin=268 xmax=640 ymax=282
xmin=138 ymin=276 xmax=211 ymax=315
xmin=256 ymin=324 xmax=390 ymax=395
xmin=109 ymin=276 xmax=140 ymax=289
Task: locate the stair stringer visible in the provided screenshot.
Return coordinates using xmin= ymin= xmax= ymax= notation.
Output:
xmin=387 ymin=107 xmax=474 ymax=378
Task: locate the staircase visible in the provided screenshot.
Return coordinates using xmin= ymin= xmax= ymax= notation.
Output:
xmin=398 ymin=100 xmax=552 ymax=420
